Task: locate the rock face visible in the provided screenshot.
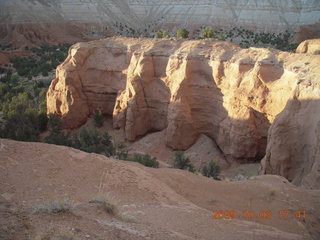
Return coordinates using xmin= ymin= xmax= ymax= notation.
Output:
xmin=1 ymin=0 xmax=320 ymax=47
xmin=47 ymin=37 xmax=320 ymax=189
xmin=47 ymin=41 xmax=128 ymax=127
xmin=260 ymin=77 xmax=320 ymax=189
xmin=296 ymin=38 xmax=320 ymax=54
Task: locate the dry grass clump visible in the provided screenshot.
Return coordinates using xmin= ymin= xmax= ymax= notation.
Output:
xmin=89 ymin=194 xmax=117 ymax=215
xmin=34 ymin=198 xmax=73 ymax=214
xmin=119 ymin=211 xmax=138 ymax=223
xmin=119 ymin=204 xmax=144 ymax=223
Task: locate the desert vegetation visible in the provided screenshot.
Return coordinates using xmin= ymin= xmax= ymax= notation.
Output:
xmin=43 ymin=112 xmax=160 ymax=168
xmin=0 ymin=74 xmax=48 ymax=141
xmin=89 ymin=194 xmax=117 ymax=215
xmin=154 ymin=30 xmax=170 ymax=39
xmin=127 ymin=153 xmax=159 ymax=168
xmin=173 ymin=151 xmax=195 ymax=172
xmin=34 ymin=198 xmax=73 ymax=214
xmin=88 ymin=194 xmax=143 ymax=223
xmin=110 ymin=23 xmax=297 ymax=51
xmin=199 ymin=27 xmax=214 ymax=39
xmin=0 ymin=44 xmax=71 ymax=141
xmin=202 ymin=161 xmax=221 ymax=180
xmin=92 ymin=109 xmax=104 ymax=128
xmin=176 ymin=28 xmax=189 ymax=39
xmin=13 ymin=44 xmax=70 ymax=78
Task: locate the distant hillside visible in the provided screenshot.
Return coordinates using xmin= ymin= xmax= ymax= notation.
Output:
xmin=1 ymin=0 xmax=320 ymax=47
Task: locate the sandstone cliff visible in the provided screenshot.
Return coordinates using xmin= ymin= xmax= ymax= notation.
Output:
xmin=47 ymin=37 xmax=320 ymax=188
xmin=296 ymin=38 xmax=320 ymax=54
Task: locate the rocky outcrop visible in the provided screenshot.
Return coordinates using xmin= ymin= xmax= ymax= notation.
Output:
xmin=260 ymin=75 xmax=320 ymax=189
xmin=47 ymin=40 xmax=129 ymax=128
xmin=259 ymin=51 xmax=320 ymax=189
xmin=47 ymin=37 xmax=320 ymax=188
xmin=296 ymin=38 xmax=320 ymax=54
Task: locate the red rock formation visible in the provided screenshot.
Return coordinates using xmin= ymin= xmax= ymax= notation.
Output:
xmin=47 ymin=37 xmax=320 ymax=188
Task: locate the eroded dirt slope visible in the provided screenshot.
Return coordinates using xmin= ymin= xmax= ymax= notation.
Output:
xmin=1 ymin=139 xmax=319 ymax=240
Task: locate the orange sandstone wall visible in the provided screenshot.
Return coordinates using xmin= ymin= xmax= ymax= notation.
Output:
xmin=47 ymin=37 xmax=320 ymax=188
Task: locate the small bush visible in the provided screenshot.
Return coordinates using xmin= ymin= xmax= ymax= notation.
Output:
xmin=45 ymin=132 xmax=71 ymax=146
xmin=70 ymin=129 xmax=115 ymax=154
xmin=200 ymin=27 xmax=214 ymax=39
xmin=127 ymin=153 xmax=159 ymax=168
xmin=202 ymin=161 xmax=220 ymax=180
xmin=155 ymin=30 xmax=169 ymax=38
xmin=45 ymin=113 xmax=70 ymax=146
xmin=47 ymin=113 xmax=63 ymax=133
xmin=173 ymin=151 xmax=195 ymax=172
xmin=72 ymin=128 xmax=102 ymax=153
xmin=176 ymin=28 xmax=189 ymax=39
xmin=155 ymin=31 xmax=164 ymax=38
xmin=34 ymin=198 xmax=73 ymax=214
xmin=92 ymin=109 xmax=104 ymax=128
xmin=114 ymin=141 xmax=129 ymax=160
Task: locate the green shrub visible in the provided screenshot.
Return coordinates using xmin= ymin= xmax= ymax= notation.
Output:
xmin=173 ymin=151 xmax=194 ymax=172
xmin=202 ymin=161 xmax=220 ymax=180
xmin=200 ymin=27 xmax=214 ymax=39
xmin=45 ymin=113 xmax=70 ymax=146
xmin=72 ymin=128 xmax=102 ymax=153
xmin=155 ymin=30 xmax=169 ymax=38
xmin=70 ymin=128 xmax=115 ymax=154
xmin=162 ymin=31 xmax=169 ymax=38
xmin=155 ymin=31 xmax=164 ymax=38
xmin=37 ymin=112 xmax=48 ymax=132
xmin=114 ymin=142 xmax=129 ymax=160
xmin=176 ymin=28 xmax=189 ymax=39
xmin=1 ymin=93 xmax=41 ymax=141
xmin=101 ymin=132 xmax=115 ymax=157
xmin=45 ymin=132 xmax=71 ymax=146
xmin=92 ymin=109 xmax=104 ymax=128
xmin=128 ymin=153 xmax=159 ymax=168
xmin=47 ymin=113 xmax=63 ymax=133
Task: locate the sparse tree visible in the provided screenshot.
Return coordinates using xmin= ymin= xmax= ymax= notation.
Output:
xmin=93 ymin=109 xmax=104 ymax=128
xmin=102 ymin=132 xmax=115 ymax=157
